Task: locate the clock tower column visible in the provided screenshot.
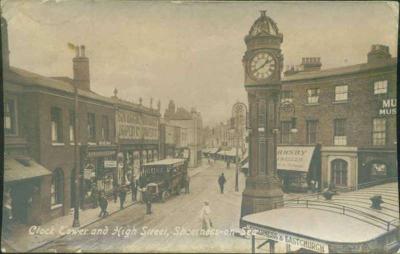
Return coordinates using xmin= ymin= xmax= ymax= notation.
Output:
xmin=240 ymin=11 xmax=284 ymax=219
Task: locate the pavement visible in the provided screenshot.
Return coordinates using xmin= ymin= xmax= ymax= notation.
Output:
xmin=0 ymin=161 xmax=211 ymax=253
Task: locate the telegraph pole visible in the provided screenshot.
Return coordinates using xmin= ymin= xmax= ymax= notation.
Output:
xmin=72 ymin=69 xmax=80 ymax=227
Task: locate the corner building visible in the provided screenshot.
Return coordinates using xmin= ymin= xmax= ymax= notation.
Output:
xmin=280 ymin=44 xmax=397 ymax=190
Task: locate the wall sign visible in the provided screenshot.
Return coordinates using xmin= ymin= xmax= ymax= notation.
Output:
xmin=379 ymin=98 xmax=396 ymax=116
xmin=104 ymin=160 xmax=117 ymax=168
xmin=248 ymin=225 xmax=329 ymax=253
xmin=117 ymin=109 xmax=159 ymax=141
xmin=277 ymin=146 xmax=315 ymax=172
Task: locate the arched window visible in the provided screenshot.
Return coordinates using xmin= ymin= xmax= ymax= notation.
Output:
xmin=331 ymin=159 xmax=348 ymax=186
xmin=51 ymin=168 xmax=64 ymax=206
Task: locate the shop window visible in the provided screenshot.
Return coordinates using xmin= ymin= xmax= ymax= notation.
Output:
xmin=335 ymin=85 xmax=348 ymax=101
xmin=51 ymin=107 xmax=63 ymax=143
xmin=281 ymin=90 xmax=293 ymax=103
xmin=69 ymin=110 xmax=75 ymax=143
xmin=51 ymin=169 xmax=64 ymax=206
xmin=306 ymin=120 xmax=318 ymax=144
xmin=374 ymin=80 xmax=387 ymax=95
xmin=281 ymin=121 xmax=293 ymax=144
xmin=101 ymin=115 xmax=109 ymax=141
xmin=306 ymin=88 xmax=320 ymax=104
xmin=331 ymin=159 xmax=348 ymax=186
xmin=87 ymin=113 xmax=96 ymax=142
xmin=372 ymin=118 xmax=386 ymax=146
xmin=370 ymin=162 xmax=387 ymax=177
xmin=333 ymin=119 xmax=346 ymax=145
xmin=4 ymin=98 xmax=17 ymax=135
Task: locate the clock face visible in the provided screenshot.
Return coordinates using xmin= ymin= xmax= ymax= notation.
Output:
xmin=249 ymin=52 xmax=276 ymax=80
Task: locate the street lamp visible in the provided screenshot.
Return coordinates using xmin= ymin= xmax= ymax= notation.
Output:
xmin=232 ymin=102 xmax=248 ymax=192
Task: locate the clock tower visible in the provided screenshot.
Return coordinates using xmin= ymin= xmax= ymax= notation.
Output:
xmin=241 ymin=11 xmax=284 ymax=218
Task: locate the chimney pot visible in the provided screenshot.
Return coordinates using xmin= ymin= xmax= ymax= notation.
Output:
xmin=80 ymin=45 xmax=86 ymax=57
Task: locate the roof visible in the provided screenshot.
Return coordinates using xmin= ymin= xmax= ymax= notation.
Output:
xmin=4 ymin=157 xmax=52 ymax=183
xmin=143 ymin=158 xmax=186 ymax=167
xmin=242 ymin=182 xmax=399 ymax=244
xmin=5 ymin=67 xmax=114 ymax=105
xmin=111 ymin=97 xmax=160 ymax=116
xmin=282 ymin=57 xmax=397 ymax=82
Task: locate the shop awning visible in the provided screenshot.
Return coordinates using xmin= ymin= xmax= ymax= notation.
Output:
xmin=277 ymin=146 xmax=316 ymax=172
xmin=4 ymin=157 xmax=52 ymax=183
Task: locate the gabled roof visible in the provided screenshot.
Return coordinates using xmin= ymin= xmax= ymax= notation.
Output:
xmin=111 ymin=96 xmax=161 ymax=117
xmin=5 ymin=66 xmax=114 ymax=105
xmin=282 ymin=57 xmax=397 ymax=82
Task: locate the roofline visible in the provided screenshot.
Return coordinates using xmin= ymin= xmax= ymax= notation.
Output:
xmin=282 ymin=58 xmax=397 ymax=83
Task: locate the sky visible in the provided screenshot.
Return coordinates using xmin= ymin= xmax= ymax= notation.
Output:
xmin=2 ymin=0 xmax=398 ymax=126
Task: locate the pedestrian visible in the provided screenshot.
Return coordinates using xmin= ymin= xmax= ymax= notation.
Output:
xmin=119 ymin=187 xmax=127 ymax=209
xmin=131 ymin=180 xmax=137 ymax=202
xmin=310 ymin=180 xmax=315 ymax=193
xmin=218 ymin=173 xmax=226 ymax=194
xmin=143 ymin=188 xmax=152 ymax=215
xmin=199 ymin=201 xmax=212 ymax=232
xmin=2 ymin=193 xmax=13 ymax=236
xmin=185 ymin=175 xmax=190 ymax=194
xmin=112 ymin=184 xmax=118 ymax=203
xmin=98 ymin=192 xmax=109 ymax=218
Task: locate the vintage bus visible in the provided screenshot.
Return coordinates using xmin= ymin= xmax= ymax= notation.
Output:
xmin=139 ymin=158 xmax=188 ymax=202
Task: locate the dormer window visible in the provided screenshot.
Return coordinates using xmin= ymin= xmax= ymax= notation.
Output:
xmin=374 ymin=80 xmax=388 ymax=95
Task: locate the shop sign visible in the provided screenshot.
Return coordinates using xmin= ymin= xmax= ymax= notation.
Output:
xmin=117 ymin=109 xmax=159 ymax=141
xmin=87 ymin=150 xmax=116 ymax=158
xmin=248 ymin=225 xmax=329 ymax=253
xmin=104 ymin=160 xmax=117 ymax=168
xmin=277 ymin=146 xmax=315 ymax=172
xmin=379 ymin=98 xmax=396 ymax=116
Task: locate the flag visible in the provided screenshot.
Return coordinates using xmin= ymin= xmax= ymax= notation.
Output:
xmin=67 ymin=42 xmax=76 ymax=51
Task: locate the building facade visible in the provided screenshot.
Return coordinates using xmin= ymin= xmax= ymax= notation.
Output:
xmin=164 ymin=100 xmax=202 ymax=167
xmin=279 ymin=44 xmax=397 ymax=190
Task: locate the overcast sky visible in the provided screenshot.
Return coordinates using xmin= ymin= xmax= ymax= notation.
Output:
xmin=2 ymin=1 xmax=398 ymax=126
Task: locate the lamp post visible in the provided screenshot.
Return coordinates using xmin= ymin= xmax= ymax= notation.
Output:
xmin=232 ymin=102 xmax=248 ymax=192
xmin=72 ymin=70 xmax=80 ymax=228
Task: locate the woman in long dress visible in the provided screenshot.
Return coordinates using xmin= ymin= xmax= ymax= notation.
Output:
xmin=199 ymin=201 xmax=212 ymax=231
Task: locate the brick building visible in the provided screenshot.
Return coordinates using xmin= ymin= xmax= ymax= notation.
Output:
xmin=278 ymin=44 xmax=397 ymax=191
xmin=3 ymin=16 xmax=119 ymax=223
xmin=112 ymin=93 xmax=161 ymax=186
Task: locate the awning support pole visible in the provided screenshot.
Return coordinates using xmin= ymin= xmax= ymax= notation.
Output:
xmin=251 ymin=235 xmax=255 ymax=254
xmin=269 ymin=240 xmax=276 ymax=254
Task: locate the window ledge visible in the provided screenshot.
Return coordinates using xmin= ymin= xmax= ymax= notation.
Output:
xmin=305 ymin=103 xmax=319 ymax=106
xmin=52 ymin=143 xmax=65 ymax=146
xmin=333 ymin=100 xmax=348 ymax=104
xmin=88 ymin=142 xmax=97 ymax=146
xmin=51 ymin=203 xmax=63 ymax=210
xmin=69 ymin=142 xmax=82 ymax=146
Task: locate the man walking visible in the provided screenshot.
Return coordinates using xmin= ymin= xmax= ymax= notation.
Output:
xmin=119 ymin=187 xmax=127 ymax=209
xmin=98 ymin=192 xmax=109 ymax=218
xmin=218 ymin=173 xmax=226 ymax=194
xmin=131 ymin=180 xmax=137 ymax=202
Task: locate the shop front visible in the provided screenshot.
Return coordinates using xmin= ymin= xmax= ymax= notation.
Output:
xmin=277 ymin=145 xmax=320 ymax=193
xmin=80 ymin=145 xmax=118 ymax=206
xmin=358 ymin=148 xmax=397 ymax=185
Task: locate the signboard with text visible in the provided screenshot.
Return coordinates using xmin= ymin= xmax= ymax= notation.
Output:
xmin=379 ymin=98 xmax=396 ymax=116
xmin=117 ymin=109 xmax=159 ymax=141
xmin=104 ymin=160 xmax=117 ymax=168
xmin=277 ymin=146 xmax=315 ymax=172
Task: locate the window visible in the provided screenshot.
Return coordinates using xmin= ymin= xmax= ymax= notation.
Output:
xmin=51 ymin=169 xmax=64 ymax=206
xmin=372 ymin=118 xmax=386 ymax=145
xmin=370 ymin=163 xmax=387 ymax=177
xmin=307 ymin=88 xmax=320 ymax=104
xmin=335 ymin=85 xmax=348 ymax=101
xmin=51 ymin=107 xmax=63 ymax=143
xmin=334 ymin=119 xmax=346 ymax=145
xmin=87 ymin=113 xmax=96 ymax=141
xmin=374 ymin=80 xmax=388 ymax=95
xmin=101 ymin=115 xmax=109 ymax=141
xmin=281 ymin=121 xmax=293 ymax=144
xmin=306 ymin=120 xmax=318 ymax=144
xmin=4 ymin=98 xmax=17 ymax=135
xmin=331 ymin=159 xmax=348 ymax=186
xmin=281 ymin=90 xmax=293 ymax=103
xmin=69 ymin=110 xmax=75 ymax=142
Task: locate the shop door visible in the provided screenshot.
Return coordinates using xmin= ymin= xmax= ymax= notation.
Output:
xmin=10 ymin=182 xmax=32 ymax=224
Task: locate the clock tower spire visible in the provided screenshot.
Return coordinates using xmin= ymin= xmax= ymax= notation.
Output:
xmin=240 ymin=11 xmax=284 ymax=219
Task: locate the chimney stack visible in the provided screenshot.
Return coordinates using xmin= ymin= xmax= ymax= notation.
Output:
xmin=1 ymin=16 xmax=10 ymax=70
xmin=73 ymin=45 xmax=90 ymax=91
xmin=300 ymin=57 xmax=322 ymax=72
xmin=367 ymin=44 xmax=391 ymax=64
